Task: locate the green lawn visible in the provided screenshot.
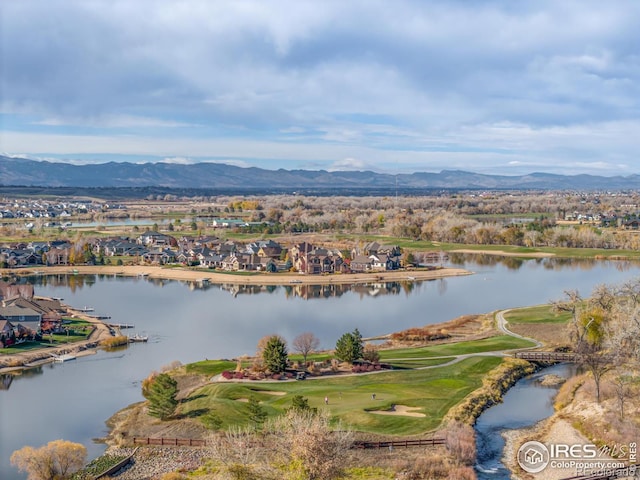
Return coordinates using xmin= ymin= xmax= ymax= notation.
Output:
xmin=504 ymin=305 xmax=572 ymax=324
xmin=185 ymin=360 xmax=238 ymax=376
xmin=0 ymin=342 xmax=46 ymax=354
xmin=180 ymin=356 xmax=503 ymax=435
xmin=383 ymin=357 xmax=456 ymax=369
xmin=378 ymin=335 xmax=535 ymax=359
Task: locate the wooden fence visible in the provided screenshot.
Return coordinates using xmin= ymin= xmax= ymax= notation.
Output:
xmin=352 ymin=438 xmax=446 ymax=449
xmin=131 ymin=436 xmax=446 ymax=450
xmin=132 ymin=437 xmax=207 ymax=447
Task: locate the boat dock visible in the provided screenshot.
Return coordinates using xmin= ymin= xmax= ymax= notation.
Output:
xmin=108 ymin=323 xmax=135 ymax=329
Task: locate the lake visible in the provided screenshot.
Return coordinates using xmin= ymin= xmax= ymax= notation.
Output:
xmin=1 ymin=255 xmax=639 ymax=478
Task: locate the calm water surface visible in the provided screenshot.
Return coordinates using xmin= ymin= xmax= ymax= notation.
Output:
xmin=1 ymin=256 xmax=639 ymax=478
xmin=475 ymin=363 xmax=577 ymax=479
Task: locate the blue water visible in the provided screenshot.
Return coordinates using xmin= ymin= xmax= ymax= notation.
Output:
xmin=1 ymin=256 xmax=639 ymax=478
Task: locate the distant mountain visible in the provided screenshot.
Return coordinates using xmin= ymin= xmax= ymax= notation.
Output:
xmin=1 ymin=156 xmax=638 ymax=191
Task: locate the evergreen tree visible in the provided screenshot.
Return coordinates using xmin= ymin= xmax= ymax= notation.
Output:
xmin=287 ymin=395 xmax=317 ymax=414
xmin=262 ymin=335 xmax=288 ymax=373
xmin=334 ymin=329 xmax=364 ymax=363
xmin=247 ymin=396 xmax=267 ymax=430
xmin=202 ymin=410 xmax=223 ymax=430
xmin=142 ymin=373 xmax=178 ymax=420
xmin=352 ymin=328 xmax=364 ymax=360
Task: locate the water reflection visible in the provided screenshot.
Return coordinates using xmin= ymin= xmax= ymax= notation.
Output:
xmin=20 ymin=273 xmax=426 ymax=300
xmin=0 ymin=367 xmax=43 ymax=391
xmin=448 ymin=252 xmax=638 ymax=273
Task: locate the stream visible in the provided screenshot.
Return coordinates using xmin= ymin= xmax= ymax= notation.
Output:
xmin=475 ymin=363 xmax=577 ymax=479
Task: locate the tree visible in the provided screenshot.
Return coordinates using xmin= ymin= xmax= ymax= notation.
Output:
xmin=286 ymin=394 xmax=317 ymax=414
xmin=208 ymin=425 xmax=261 ymax=480
xmin=267 ymin=409 xmax=352 ymax=480
xmin=334 ymin=328 xmax=364 ymax=364
xmin=576 ymin=308 xmax=613 ymax=403
xmin=247 ymin=396 xmax=267 ymax=430
xmin=11 ymin=439 xmax=87 ymax=480
xmin=202 ymin=410 xmax=223 ymax=430
xmin=262 ymin=335 xmax=288 ymax=374
xmin=142 ymin=372 xmax=178 ymax=420
xmin=292 ymin=332 xmax=320 ymax=366
xmin=362 ymin=344 xmax=380 ymax=363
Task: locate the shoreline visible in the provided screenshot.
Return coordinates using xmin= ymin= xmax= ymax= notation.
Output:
xmin=1 ymin=264 xmax=472 ymax=285
xmin=0 ymin=304 xmax=114 ymax=373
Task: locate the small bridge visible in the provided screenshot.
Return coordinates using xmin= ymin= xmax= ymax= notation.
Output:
xmin=514 ymin=351 xmax=578 ymax=362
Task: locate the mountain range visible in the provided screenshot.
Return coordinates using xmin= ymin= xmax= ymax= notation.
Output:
xmin=1 ymin=156 xmax=638 ymax=191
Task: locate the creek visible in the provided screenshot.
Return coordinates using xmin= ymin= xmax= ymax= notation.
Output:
xmin=475 ymin=363 xmax=578 ymax=479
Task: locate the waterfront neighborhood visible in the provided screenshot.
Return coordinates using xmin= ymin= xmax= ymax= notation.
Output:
xmin=1 ymin=232 xmax=406 ymax=274
xmin=5 ymin=1 xmax=640 ymax=477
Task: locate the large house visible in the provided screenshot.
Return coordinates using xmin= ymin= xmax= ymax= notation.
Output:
xmin=137 ymin=231 xmax=178 ymax=248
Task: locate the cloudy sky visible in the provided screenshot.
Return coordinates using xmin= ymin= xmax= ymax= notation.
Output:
xmin=2 ymin=1 xmax=640 ymax=176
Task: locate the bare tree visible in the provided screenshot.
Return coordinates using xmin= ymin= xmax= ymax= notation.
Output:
xmin=609 ymin=370 xmax=634 ymax=420
xmin=11 ymin=440 xmax=87 ymax=480
xmin=266 ymin=409 xmax=353 ymax=480
xmin=551 ymin=290 xmax=583 ymax=343
xmin=292 ymin=332 xmax=320 ymax=366
xmin=208 ymin=425 xmax=264 ymax=480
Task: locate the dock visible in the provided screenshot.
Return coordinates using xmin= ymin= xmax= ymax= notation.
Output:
xmin=108 ymin=323 xmax=135 ymax=329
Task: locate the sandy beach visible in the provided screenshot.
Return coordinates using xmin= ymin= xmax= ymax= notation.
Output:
xmin=1 ymin=264 xmax=471 ymax=285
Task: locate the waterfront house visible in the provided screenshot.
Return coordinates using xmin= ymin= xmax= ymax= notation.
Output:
xmin=45 ymin=247 xmax=70 ymax=265
xmin=0 ymin=303 xmax=42 ymax=335
xmin=142 ymin=249 xmax=177 ymax=265
xmin=290 ymin=242 xmax=314 ymax=273
xmin=0 ymin=319 xmax=16 ymax=347
xmin=0 ymin=281 xmax=34 ymax=300
xmin=137 ymin=231 xmax=178 ymax=248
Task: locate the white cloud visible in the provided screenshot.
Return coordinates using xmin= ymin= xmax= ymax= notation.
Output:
xmin=2 ymin=1 xmax=640 ymax=175
xmin=328 ymin=158 xmax=369 ymax=172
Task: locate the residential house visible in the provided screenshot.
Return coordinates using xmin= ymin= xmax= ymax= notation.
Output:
xmin=0 ymin=281 xmax=34 ymax=300
xmin=45 ymin=247 xmax=70 ymax=265
xmin=0 ymin=319 xmax=15 ymax=347
xmin=221 ymin=253 xmax=262 ymax=271
xmin=199 ymin=253 xmax=226 ymax=268
xmin=3 ymin=297 xmax=63 ymax=333
xmin=290 ymin=242 xmax=315 ymax=273
xmin=350 ymin=254 xmax=394 ymax=272
xmin=353 ymin=242 xmax=401 ymax=270
xmin=0 ymin=248 xmax=42 ymax=267
xmin=0 ymin=302 xmax=42 ymax=336
xmin=304 ymin=248 xmax=344 ymax=274
xmin=142 ymin=249 xmax=177 ymax=265
xmin=137 ymin=231 xmax=178 ymax=248
xmin=246 ymin=240 xmax=283 ymax=259
xmin=218 ymin=241 xmax=240 ymax=256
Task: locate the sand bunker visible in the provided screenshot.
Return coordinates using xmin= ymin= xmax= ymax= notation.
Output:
xmin=370 ymin=405 xmax=426 ymax=417
xmin=252 ymin=390 xmax=286 ymax=396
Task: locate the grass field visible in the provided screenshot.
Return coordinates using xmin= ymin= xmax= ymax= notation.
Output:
xmin=378 ymin=335 xmax=535 ymax=359
xmin=504 ymin=305 xmax=572 ymax=324
xmin=180 ymin=356 xmax=503 ymax=435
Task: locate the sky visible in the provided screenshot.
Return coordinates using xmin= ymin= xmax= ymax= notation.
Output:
xmin=1 ymin=0 xmax=640 ymax=176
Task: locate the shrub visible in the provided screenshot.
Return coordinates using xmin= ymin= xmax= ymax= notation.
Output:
xmin=101 ymin=336 xmax=128 ymax=348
